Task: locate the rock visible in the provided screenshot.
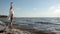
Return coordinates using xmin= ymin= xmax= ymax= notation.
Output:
xmin=0 ymin=21 xmax=5 ymax=26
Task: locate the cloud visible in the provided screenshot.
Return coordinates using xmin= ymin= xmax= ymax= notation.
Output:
xmin=49 ymin=6 xmax=55 ymax=11
xmin=53 ymin=7 xmax=60 ymax=16
xmin=48 ymin=5 xmax=60 ymax=17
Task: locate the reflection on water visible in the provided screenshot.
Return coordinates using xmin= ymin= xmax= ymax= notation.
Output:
xmin=0 ymin=17 xmax=60 ymax=34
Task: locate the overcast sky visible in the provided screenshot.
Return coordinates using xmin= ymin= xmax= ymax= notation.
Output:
xmin=0 ymin=0 xmax=60 ymax=17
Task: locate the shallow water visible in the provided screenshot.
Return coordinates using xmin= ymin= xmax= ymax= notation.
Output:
xmin=0 ymin=17 xmax=60 ymax=34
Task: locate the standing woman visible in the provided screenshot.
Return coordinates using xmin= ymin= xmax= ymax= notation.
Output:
xmin=9 ymin=1 xmax=14 ymax=29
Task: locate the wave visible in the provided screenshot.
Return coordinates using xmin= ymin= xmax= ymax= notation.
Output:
xmin=35 ymin=21 xmax=60 ymax=25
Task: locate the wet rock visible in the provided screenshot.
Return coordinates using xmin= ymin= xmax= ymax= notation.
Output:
xmin=0 ymin=21 xmax=5 ymax=26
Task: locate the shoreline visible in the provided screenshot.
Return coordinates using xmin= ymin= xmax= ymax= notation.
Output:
xmin=0 ymin=21 xmax=56 ymax=34
xmin=14 ymin=25 xmax=56 ymax=34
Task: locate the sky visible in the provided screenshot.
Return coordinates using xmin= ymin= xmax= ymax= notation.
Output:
xmin=0 ymin=0 xmax=60 ymax=17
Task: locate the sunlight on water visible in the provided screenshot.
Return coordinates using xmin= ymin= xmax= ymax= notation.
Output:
xmin=0 ymin=17 xmax=60 ymax=34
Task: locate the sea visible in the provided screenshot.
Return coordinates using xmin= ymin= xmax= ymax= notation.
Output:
xmin=0 ymin=17 xmax=60 ymax=34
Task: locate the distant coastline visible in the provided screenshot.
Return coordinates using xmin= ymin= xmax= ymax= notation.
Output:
xmin=0 ymin=15 xmax=8 ymax=18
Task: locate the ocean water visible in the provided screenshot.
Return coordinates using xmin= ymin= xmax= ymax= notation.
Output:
xmin=0 ymin=17 xmax=60 ymax=34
